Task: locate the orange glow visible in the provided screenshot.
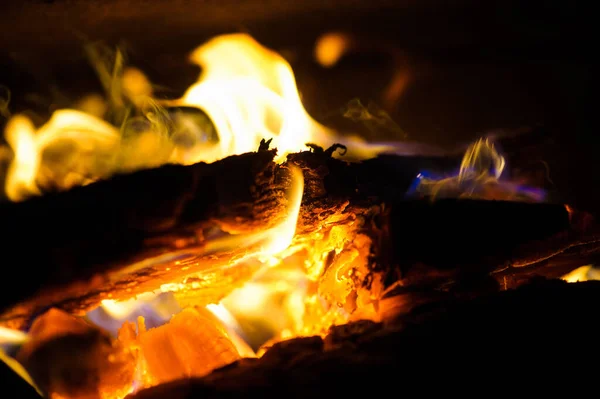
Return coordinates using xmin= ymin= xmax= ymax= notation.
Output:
xmin=133 ymin=307 xmax=242 ymax=388
xmin=561 ymin=265 xmax=600 ymax=283
xmin=1 ymin=33 xmax=395 ymax=398
xmin=314 ymin=32 xmax=351 ymax=67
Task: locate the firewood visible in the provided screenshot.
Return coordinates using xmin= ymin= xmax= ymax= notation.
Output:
xmin=0 ymin=148 xmax=286 ymax=329
xmin=0 ymin=146 xmax=460 ymax=329
xmin=0 ymin=131 xmax=583 ymax=329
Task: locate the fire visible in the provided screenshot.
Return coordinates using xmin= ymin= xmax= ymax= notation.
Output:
xmin=561 ymin=265 xmax=600 ymax=283
xmin=411 ymin=137 xmax=546 ymax=201
xmin=0 ymin=32 xmax=556 ymax=399
xmin=203 ymin=164 xmax=304 ymax=258
xmin=2 ymin=34 xmax=390 ymax=202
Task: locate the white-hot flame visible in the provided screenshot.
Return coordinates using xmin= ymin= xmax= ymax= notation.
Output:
xmin=180 ymin=34 xmax=389 ymax=163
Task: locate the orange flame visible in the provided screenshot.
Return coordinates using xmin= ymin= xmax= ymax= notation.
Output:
xmin=0 ymin=34 xmax=393 ymax=398
xmin=561 ymin=265 xmax=600 ymax=283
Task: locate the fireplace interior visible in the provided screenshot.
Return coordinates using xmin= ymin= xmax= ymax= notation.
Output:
xmin=0 ymin=1 xmax=598 ymax=398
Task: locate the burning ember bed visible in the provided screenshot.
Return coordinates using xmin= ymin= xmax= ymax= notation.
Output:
xmin=0 ymin=3 xmax=598 ymax=398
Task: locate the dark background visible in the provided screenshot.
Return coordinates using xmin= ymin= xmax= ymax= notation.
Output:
xmin=0 ymin=0 xmax=596 ymax=212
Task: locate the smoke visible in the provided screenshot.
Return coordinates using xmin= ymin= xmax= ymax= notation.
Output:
xmin=342 ymin=98 xmax=407 ymax=140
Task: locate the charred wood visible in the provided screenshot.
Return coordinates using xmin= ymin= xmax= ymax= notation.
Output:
xmin=0 ymin=134 xmax=587 ymax=329
xmin=379 ymin=196 xmax=600 ymax=298
xmin=0 ymin=149 xmax=286 ymax=328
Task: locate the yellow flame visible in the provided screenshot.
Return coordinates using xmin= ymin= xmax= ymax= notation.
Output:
xmin=180 ymin=34 xmax=335 ymax=163
xmin=0 ymin=326 xmax=29 ymax=346
xmin=561 ymin=265 xmax=600 ymax=283
xmin=3 ymin=33 xmax=393 ymax=201
xmin=3 ymin=33 xmax=394 ymax=397
xmin=4 ymin=115 xmax=40 ymax=201
xmin=458 ymin=137 xmax=505 ymax=183
xmin=4 ymin=110 xmax=119 ymax=201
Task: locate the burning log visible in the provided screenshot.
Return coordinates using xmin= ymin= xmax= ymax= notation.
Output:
xmin=0 ymin=148 xmax=288 ymax=329
xmin=128 ymin=279 xmax=600 ymax=398
xmin=1 ymin=138 xmax=597 ymax=330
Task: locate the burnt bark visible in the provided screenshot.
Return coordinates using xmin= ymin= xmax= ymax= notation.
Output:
xmin=0 ymin=145 xmax=459 ymax=328
xmin=130 ymin=279 xmax=600 ymax=398
xmin=0 ymin=133 xmax=593 ymax=329
xmin=0 ymin=148 xmax=287 ymax=328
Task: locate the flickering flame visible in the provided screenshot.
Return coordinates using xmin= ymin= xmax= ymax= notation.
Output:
xmin=561 ymin=265 xmax=600 ymax=283
xmin=0 ymin=32 xmax=545 ymax=399
xmin=410 ymin=137 xmax=546 ymax=201
xmin=2 ymin=33 xmax=392 ymax=201
xmin=4 ymin=110 xmax=121 ymax=201
xmin=179 ymin=34 xmax=390 ymax=163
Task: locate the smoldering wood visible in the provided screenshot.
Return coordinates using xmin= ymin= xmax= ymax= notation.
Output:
xmin=0 ymin=134 xmax=594 ymax=329
xmin=0 ymin=145 xmax=456 ymax=329
xmin=0 ymin=148 xmax=287 ymax=329
xmin=129 ymin=279 xmax=600 ymax=398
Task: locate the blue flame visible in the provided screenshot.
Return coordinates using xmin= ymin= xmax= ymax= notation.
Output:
xmin=408 ymin=138 xmax=546 ymax=202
